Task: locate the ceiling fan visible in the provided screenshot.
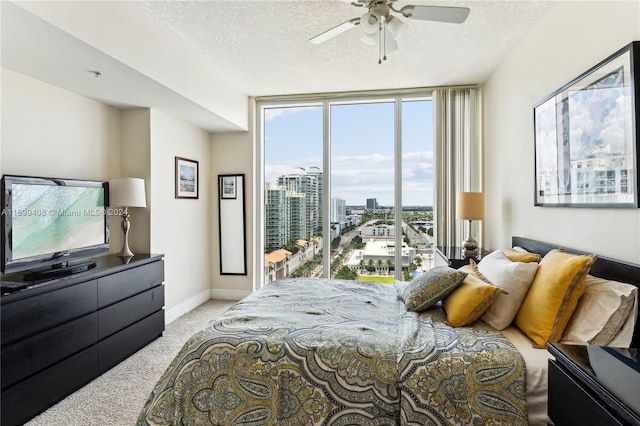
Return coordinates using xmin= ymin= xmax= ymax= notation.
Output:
xmin=309 ymin=0 xmax=470 ymax=63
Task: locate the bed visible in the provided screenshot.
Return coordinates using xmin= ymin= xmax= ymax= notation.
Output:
xmin=137 ymin=237 xmax=640 ymax=426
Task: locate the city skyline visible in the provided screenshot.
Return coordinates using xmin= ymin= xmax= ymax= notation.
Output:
xmin=264 ymin=100 xmax=433 ymax=206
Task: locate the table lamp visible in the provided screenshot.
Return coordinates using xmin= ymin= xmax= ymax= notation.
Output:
xmin=456 ymin=191 xmax=484 ymax=256
xmin=109 ymin=177 xmax=146 ymax=257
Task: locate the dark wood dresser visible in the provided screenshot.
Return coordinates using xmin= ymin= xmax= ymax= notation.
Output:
xmin=1 ymin=254 xmax=165 ymax=426
xmin=548 ymin=343 xmax=640 ymax=426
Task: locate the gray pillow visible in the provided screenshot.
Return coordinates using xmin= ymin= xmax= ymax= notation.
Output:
xmin=403 ymin=266 xmax=467 ymax=312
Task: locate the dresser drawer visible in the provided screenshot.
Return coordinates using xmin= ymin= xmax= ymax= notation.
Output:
xmin=98 ymin=285 xmax=164 ymax=339
xmin=98 ymin=260 xmax=164 ymax=307
xmin=99 ymin=308 xmax=164 ymax=373
xmin=1 ymin=312 xmax=98 ymax=389
xmin=1 ymin=345 xmax=99 ymax=426
xmin=1 ymin=280 xmax=97 ymax=346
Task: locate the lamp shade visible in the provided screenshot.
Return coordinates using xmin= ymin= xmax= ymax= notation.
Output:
xmin=456 ymin=192 xmax=484 ymax=220
xmin=109 ymin=178 xmax=146 ymax=208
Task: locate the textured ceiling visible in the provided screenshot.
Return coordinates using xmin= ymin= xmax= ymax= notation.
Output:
xmin=135 ymin=0 xmax=555 ymax=97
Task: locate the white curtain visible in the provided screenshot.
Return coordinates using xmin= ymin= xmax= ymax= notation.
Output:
xmin=433 ymin=87 xmax=483 ymax=249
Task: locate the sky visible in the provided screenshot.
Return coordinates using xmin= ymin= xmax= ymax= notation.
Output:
xmin=264 ymin=100 xmax=433 ymax=206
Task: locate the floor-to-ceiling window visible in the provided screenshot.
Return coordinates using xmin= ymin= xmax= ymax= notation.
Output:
xmin=259 ymin=92 xmax=433 ymax=287
xmin=262 ymin=105 xmax=323 ymax=282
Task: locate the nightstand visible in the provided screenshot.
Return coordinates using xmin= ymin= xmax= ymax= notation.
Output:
xmin=548 ymin=343 xmax=640 ymax=426
xmin=434 ymin=245 xmax=489 ymax=269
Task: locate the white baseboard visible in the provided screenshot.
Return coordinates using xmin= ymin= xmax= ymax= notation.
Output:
xmin=210 ymin=288 xmax=251 ymax=300
xmin=164 ymin=290 xmax=211 ymax=325
xmin=164 ymin=289 xmax=251 ymax=325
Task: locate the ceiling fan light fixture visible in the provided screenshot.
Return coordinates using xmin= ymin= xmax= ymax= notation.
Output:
xmin=360 ymin=32 xmax=377 ymax=46
xmin=360 ymin=11 xmax=381 ymax=34
xmin=382 ymin=27 xmax=398 ymax=53
xmin=386 ymin=16 xmax=407 ymax=40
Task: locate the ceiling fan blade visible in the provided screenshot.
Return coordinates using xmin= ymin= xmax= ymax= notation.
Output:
xmin=309 ymin=18 xmax=360 ymax=44
xmin=399 ymin=5 xmax=470 ymax=24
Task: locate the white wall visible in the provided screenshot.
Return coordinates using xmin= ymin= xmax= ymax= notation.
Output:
xmin=149 ymin=109 xmax=213 ymax=319
xmin=484 ymin=1 xmax=640 ymax=263
xmin=210 ymin=101 xmax=255 ymax=297
xmin=1 ymin=68 xmax=121 ymax=179
xmin=120 ymin=109 xmax=151 ymax=255
xmin=0 ymin=68 xmax=124 ymax=252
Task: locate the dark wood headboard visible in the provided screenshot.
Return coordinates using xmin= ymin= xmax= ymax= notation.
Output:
xmin=512 ymin=236 xmax=640 ymax=348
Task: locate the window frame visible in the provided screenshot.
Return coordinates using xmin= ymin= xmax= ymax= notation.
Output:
xmin=255 ymin=89 xmax=433 ymax=289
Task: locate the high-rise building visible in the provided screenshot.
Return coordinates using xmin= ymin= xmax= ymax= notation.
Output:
xmin=286 ymin=191 xmax=307 ymax=242
xmin=366 ymin=198 xmax=378 ymax=210
xmin=278 ymin=167 xmax=320 ymax=238
xmin=331 ymin=197 xmax=346 ymax=223
xmin=307 ymin=166 xmax=323 ymax=231
xmin=265 ymin=183 xmax=288 ymax=250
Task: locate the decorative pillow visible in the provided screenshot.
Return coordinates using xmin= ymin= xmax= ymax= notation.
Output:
xmin=515 ymin=249 xmax=596 ymax=348
xmin=504 ymin=248 xmax=541 ymax=263
xmin=443 ymin=266 xmax=505 ymax=327
xmin=403 ymin=266 xmax=467 ymax=312
xmin=561 ymin=275 xmax=638 ymax=346
xmin=474 ymin=250 xmax=539 ymax=330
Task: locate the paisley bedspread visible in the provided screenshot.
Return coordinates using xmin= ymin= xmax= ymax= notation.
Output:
xmin=137 ymin=278 xmax=527 ymax=425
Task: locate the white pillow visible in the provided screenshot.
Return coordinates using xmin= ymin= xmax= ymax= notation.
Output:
xmin=474 ymin=250 xmax=539 ymax=330
xmin=561 ymin=275 xmax=638 ymax=347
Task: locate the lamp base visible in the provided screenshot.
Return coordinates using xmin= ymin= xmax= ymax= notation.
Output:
xmin=120 ymin=210 xmax=134 ymax=258
xmin=462 ymin=238 xmax=478 ymax=257
xmin=462 ymin=219 xmax=478 ymax=257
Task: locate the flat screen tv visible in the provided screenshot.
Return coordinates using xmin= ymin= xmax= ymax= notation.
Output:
xmin=1 ymin=175 xmax=110 ymax=280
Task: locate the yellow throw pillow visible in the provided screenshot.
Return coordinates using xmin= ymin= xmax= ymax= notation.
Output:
xmin=443 ymin=267 xmax=505 ymax=327
xmin=515 ymin=249 xmax=596 ymax=347
xmin=503 ymin=248 xmax=542 ymax=263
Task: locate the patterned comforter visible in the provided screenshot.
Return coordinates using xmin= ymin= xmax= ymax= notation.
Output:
xmin=137 ymin=278 xmax=527 ymax=425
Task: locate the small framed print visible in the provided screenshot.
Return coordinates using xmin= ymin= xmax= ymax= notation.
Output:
xmin=175 ymin=157 xmax=199 ymax=199
xmin=220 ymin=175 xmax=237 ymax=200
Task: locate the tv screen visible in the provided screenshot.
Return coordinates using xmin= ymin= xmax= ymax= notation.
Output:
xmin=2 ymin=175 xmax=110 ymax=276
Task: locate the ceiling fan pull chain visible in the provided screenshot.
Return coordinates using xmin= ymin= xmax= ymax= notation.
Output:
xmin=383 ymin=21 xmax=387 ymax=61
xmin=378 ymin=22 xmax=382 ymax=64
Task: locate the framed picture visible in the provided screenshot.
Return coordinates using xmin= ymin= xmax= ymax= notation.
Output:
xmin=175 ymin=157 xmax=199 ymax=199
xmin=220 ymin=175 xmax=237 ymax=200
xmin=534 ymin=41 xmax=639 ymax=208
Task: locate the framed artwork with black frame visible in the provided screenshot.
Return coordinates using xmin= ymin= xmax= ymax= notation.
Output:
xmin=220 ymin=175 xmax=237 ymax=200
xmin=534 ymin=41 xmax=639 ymax=208
xmin=175 ymin=157 xmax=199 ymax=199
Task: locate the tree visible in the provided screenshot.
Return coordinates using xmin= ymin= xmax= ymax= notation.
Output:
xmin=335 ymin=266 xmax=357 ymax=280
xmin=427 ymin=227 xmax=434 ymax=237
xmin=331 ymin=236 xmax=341 ymax=250
xmin=283 ymin=242 xmax=299 ymax=254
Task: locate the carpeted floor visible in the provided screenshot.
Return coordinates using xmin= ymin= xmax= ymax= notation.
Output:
xmin=25 ymin=298 xmax=237 ymax=426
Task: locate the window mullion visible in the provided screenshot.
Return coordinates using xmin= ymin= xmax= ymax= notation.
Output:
xmin=322 ymin=99 xmax=331 ymax=278
xmin=394 ymin=97 xmax=403 ymax=280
